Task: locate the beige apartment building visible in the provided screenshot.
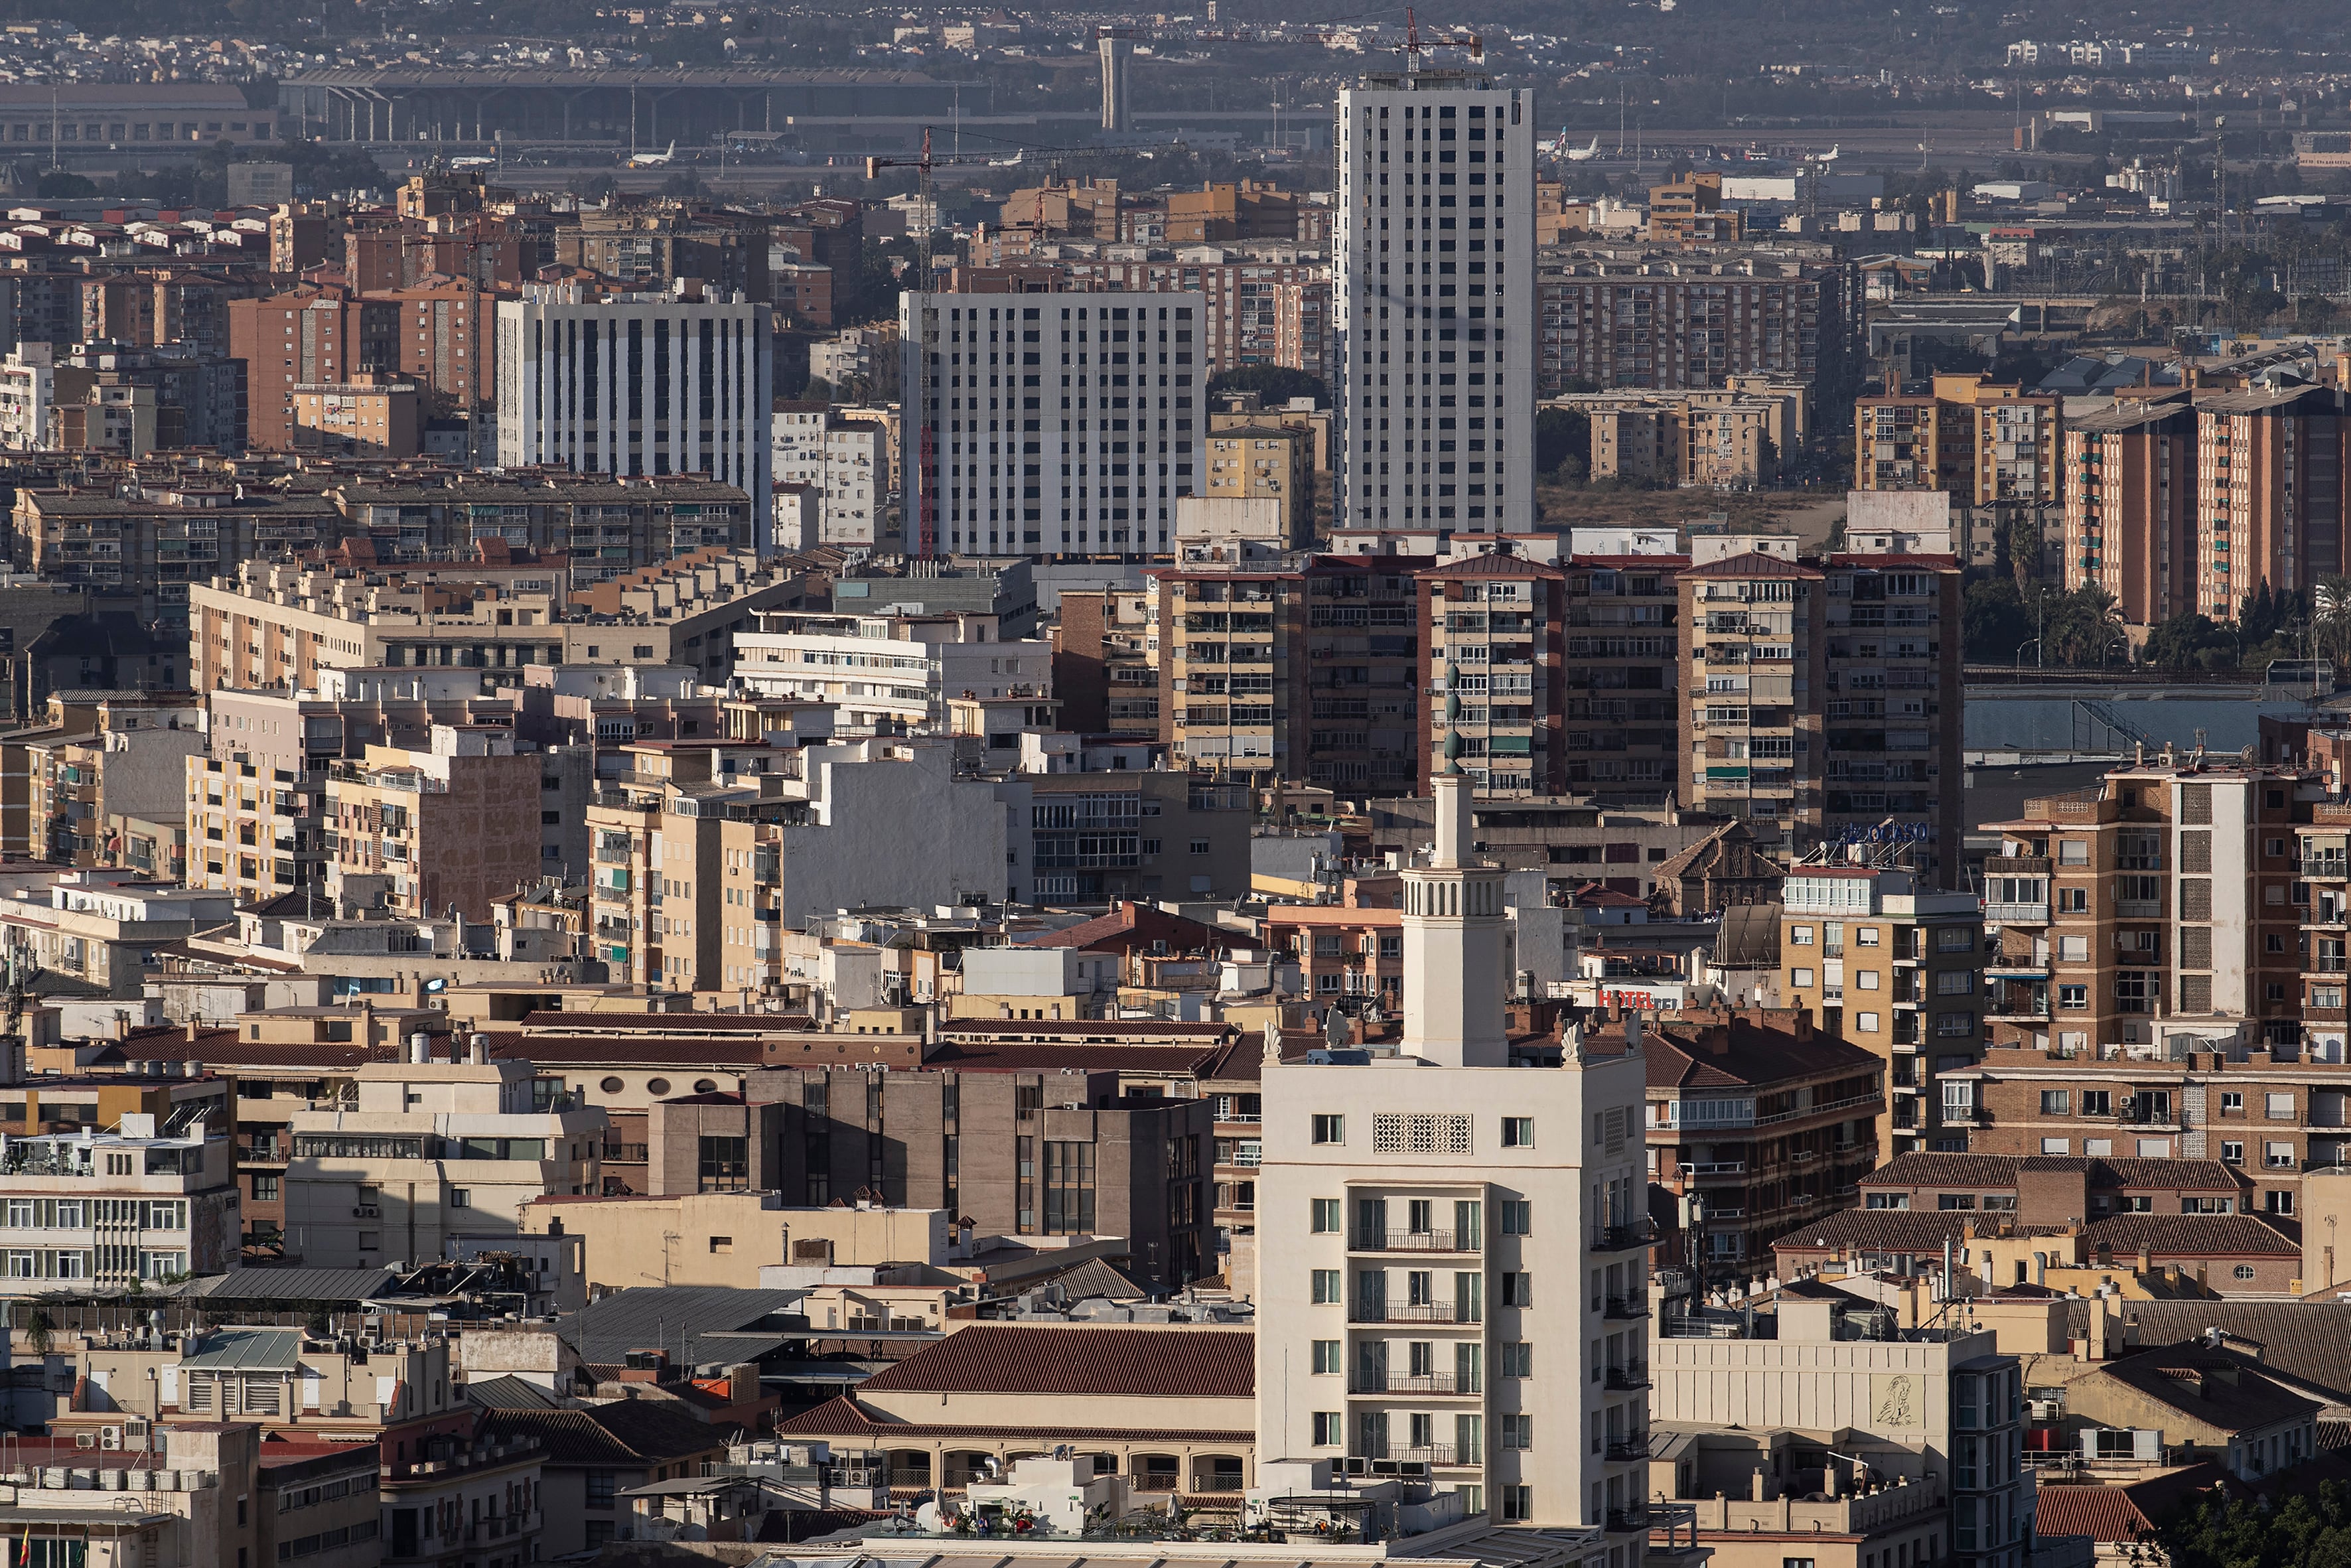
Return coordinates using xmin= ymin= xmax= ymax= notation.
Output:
xmin=0 ymin=1119 xmax=240 ymax=1290
xmin=520 ymin=1193 xmax=948 ymax=1291
xmin=0 ymin=873 xmax=236 ymax=998
xmin=283 ymin=1044 xmax=607 ymax=1267
xmin=188 ymin=549 xmax=808 ymax=693
xmin=1200 ymin=426 xmax=1313 ymax=548
xmin=1854 ymin=374 xmax=2062 ymax=505
xmin=1777 ymin=861 xmax=1987 ymax=1155
xmin=325 ymin=727 xmax=542 ymax=921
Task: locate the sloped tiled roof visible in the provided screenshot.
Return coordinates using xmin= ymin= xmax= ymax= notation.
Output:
xmin=1645 ymin=1019 xmax=1878 ymax=1091
xmin=1677 ymin=551 xmax=1824 ymax=581
xmin=774 ymin=1393 xmax=1250 ymax=1443
xmin=1415 ymin=551 xmax=1565 ymax=580
xmin=2094 ymin=1303 xmax=2351 ymax=1401
xmin=2033 ymin=1486 xmax=2156 ymax=1543
xmin=915 ymin=1040 xmax=1229 ymax=1074
xmin=463 ymin=1375 xmax=562 ymax=1411
xmin=1016 ymin=904 xmax=1224 ymax=953
xmin=2079 ymin=1214 xmax=2297 ymax=1257
xmin=481 ymin=1032 xmax=766 ymax=1066
xmin=481 ymin=1401 xmax=729 ymax=1468
xmin=856 ymin=1323 xmax=1252 ymax=1399
xmin=1861 ymin=1152 xmax=2248 ymax=1194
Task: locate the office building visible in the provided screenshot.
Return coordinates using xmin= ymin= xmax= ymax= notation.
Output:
xmin=1255 ymin=771 xmax=1652 ymax=1532
xmin=1333 ymin=66 xmax=1536 ymax=545
xmin=1776 ymin=861 xmax=1986 ymax=1156
xmin=899 ymin=289 xmax=1206 ymax=557
xmin=495 ymin=283 xmax=773 ymax=545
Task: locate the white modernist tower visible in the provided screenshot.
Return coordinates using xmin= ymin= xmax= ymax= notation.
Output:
xmin=496 ymin=283 xmax=774 ymax=545
xmin=1332 ymin=63 xmax=1536 ymax=545
xmin=900 ymin=290 xmax=1207 ymax=559
xmin=1255 ymin=770 xmax=1652 ymax=1544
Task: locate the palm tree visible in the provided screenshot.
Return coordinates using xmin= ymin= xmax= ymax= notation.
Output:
xmin=2316 ymin=575 xmax=2351 ymax=670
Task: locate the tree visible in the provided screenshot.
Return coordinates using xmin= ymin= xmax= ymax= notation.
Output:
xmin=1535 ymin=406 xmax=1589 ymax=480
xmin=2141 ymin=612 xmax=2230 ymax=672
xmin=2318 ymin=574 xmax=2351 ymax=668
xmin=1206 ymin=365 xmax=1328 ymax=409
xmin=1963 ymin=576 xmax=2033 ymax=663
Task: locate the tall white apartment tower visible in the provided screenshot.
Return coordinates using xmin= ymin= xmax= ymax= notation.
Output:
xmin=497 ymin=283 xmax=774 ymax=546
xmin=1332 ymin=63 xmax=1537 ymax=547
xmin=900 ymin=290 xmax=1206 ymax=559
xmin=1255 ymin=770 xmax=1653 ymax=1544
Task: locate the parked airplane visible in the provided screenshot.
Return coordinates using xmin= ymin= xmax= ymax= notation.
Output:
xmin=626 ymin=140 xmax=677 ymax=168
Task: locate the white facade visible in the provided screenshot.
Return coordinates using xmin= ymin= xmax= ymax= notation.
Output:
xmin=731 ymin=610 xmax=1051 ymax=729
xmin=1255 ymin=774 xmax=1650 ymax=1536
xmin=0 ymin=347 xmax=52 ymax=451
xmin=496 ymin=285 xmax=773 ymax=545
xmin=773 ymin=406 xmax=882 ymax=545
xmin=900 ymin=291 xmax=1206 ymax=558
xmin=1332 ymin=69 xmax=1536 ymax=546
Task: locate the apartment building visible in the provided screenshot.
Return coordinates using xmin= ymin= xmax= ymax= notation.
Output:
xmin=1579 ymin=395 xmax=1783 ymax=486
xmin=1562 ymin=551 xmax=1682 ymax=804
xmin=1979 ymin=760 xmax=2307 ymax=1061
xmin=2063 ymin=397 xmax=2197 ymax=630
xmin=1678 ymin=544 xmax=1963 ymax=875
xmin=900 ymin=290 xmax=1206 ymax=558
xmin=729 ymin=610 xmax=1052 ymax=730
xmin=2192 ymin=384 xmax=2351 ymax=620
xmin=1853 ymin=376 xmax=2063 ymax=507
xmin=1644 ymin=1010 xmax=1883 ymax=1276
xmin=2 ymin=688 xmax=203 ymax=866
xmin=0 ymin=873 xmax=235 ymax=998
xmin=1776 ymin=862 xmax=1987 ymax=1156
xmin=1256 ymin=774 xmax=1652 ymax=1532
xmin=770 ymin=401 xmax=883 ymax=547
xmin=188 ymin=549 xmax=802 ymax=693
xmin=328 ymin=477 xmax=756 ymax=581
xmin=1027 ymin=771 xmax=1250 ymax=906
xmin=15 ymin=484 xmax=342 ymax=626
xmin=494 ymin=285 xmax=774 ymax=544
xmin=1416 ymin=550 xmax=1568 ymax=797
xmin=1202 ymin=425 xmax=1314 ymax=547
xmin=1151 ymin=553 xmax=1427 ymax=789
xmin=284 ymin=1040 xmax=607 ymax=1268
xmin=325 ymin=727 xmax=544 ymax=922
xmin=1050 ymin=587 xmax=1155 ymax=735
xmin=0 ymin=1115 xmax=240 ymax=1289
xmin=1535 ymin=254 xmax=1830 ymax=394
xmin=1332 ymin=68 xmax=1537 ymax=543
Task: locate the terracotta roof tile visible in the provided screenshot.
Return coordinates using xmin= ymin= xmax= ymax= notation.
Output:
xmin=774 ymin=1394 xmax=1250 ymax=1444
xmin=855 ymin=1324 xmax=1252 ymax=1399
xmin=1644 ymin=1019 xmax=1877 ymax=1090
xmin=2096 ymin=1356 xmax=2320 ymax=1433
xmin=1677 ymin=551 xmax=1825 ymax=581
xmin=2032 ymin=1486 xmax=2155 ymax=1543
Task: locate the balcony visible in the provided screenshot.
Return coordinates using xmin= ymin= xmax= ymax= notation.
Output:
xmin=1350 ymin=1373 xmax=1470 ymax=1395
xmin=1606 ymin=1434 xmax=1653 ymax=1462
xmin=1984 ymin=855 xmax=2052 ymax=875
xmin=1351 ymin=1301 xmax=1463 ymax=1324
xmin=1984 ymin=902 xmax=2050 ymax=925
xmin=1681 ymin=1161 xmax=1746 ymax=1179
xmin=1605 ymin=1293 xmax=1651 ymax=1319
xmin=1591 ymin=1219 xmax=1656 ymax=1252
xmin=1942 ymin=1105 xmax=1982 ymax=1125
xmin=1604 ymin=1361 xmax=1652 ymax=1391
xmin=2115 ymin=900 xmax=2162 ymax=918
xmin=1606 ymin=1506 xmax=1652 ymax=1533
xmin=1352 ymin=1230 xmax=1476 ymax=1253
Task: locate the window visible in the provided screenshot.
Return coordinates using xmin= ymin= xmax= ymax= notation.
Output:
xmin=1499 ymin=1414 xmax=1533 ymax=1451
xmin=2042 ymin=1138 xmax=2069 ymax=1155
xmin=2223 ymin=1092 xmax=2244 ymax=1114
xmin=1189 ymin=838 xmax=1210 ymax=855
xmin=2267 ymin=1093 xmax=2297 ymax=1119
xmin=1792 ymin=967 xmax=1816 ymax=989
xmin=1502 ymin=1486 xmax=1533 ymax=1523
xmin=2265 ymin=1142 xmax=2296 ymax=1169
xmin=1500 ymin=1200 xmax=1532 ymax=1234
xmin=2234 ymin=1264 xmax=2256 ymax=1281
xmin=1791 ymin=926 xmax=1814 ymax=946
xmin=2041 ymin=1091 xmax=2070 ymax=1115
xmin=1312 ymin=1198 xmax=1342 ymax=1233
xmin=697 ymin=1135 xmax=748 ymax=1192
xmin=1312 ymin=1114 xmax=1345 ymax=1145
xmin=2222 ymin=1141 xmax=2245 ymax=1163
xmin=1856 ymin=1012 xmax=1881 ymax=1033
xmin=1936 ymin=970 xmax=1974 ymax=995
xmin=1311 ymin=1412 xmax=1342 ymax=1446
xmin=1500 ymin=1341 xmax=1533 ymax=1377
xmin=448 ymin=1189 xmax=470 ymax=1208
xmin=1311 ymin=1269 xmax=1342 ymax=1303
xmin=1500 ymin=1271 xmax=1533 ymax=1307
xmin=1857 ymin=969 xmax=1881 ymax=990
xmin=252 ymin=1175 xmax=279 ymax=1202
xmin=1312 ymin=1340 xmax=1343 ymax=1374
xmin=2060 ymin=985 xmax=2089 ymax=1009
xmin=2080 ymin=1090 xmax=2112 ymax=1116
xmin=1501 ymin=1117 xmax=1534 ymax=1148
xmin=2058 ymin=840 xmax=2089 ymax=865
xmin=586 ymin=1471 xmax=617 ymax=1510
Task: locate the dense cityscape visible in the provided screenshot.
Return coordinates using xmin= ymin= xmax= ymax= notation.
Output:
xmin=0 ymin=9 xmax=2340 ymax=1568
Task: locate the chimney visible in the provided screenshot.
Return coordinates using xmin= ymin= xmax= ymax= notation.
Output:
xmin=468 ymin=1033 xmax=488 ymax=1066
xmin=2086 ymin=1303 xmax=2109 ymax=1362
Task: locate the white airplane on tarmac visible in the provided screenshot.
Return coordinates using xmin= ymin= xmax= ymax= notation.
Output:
xmin=626 ymin=140 xmax=677 ymax=168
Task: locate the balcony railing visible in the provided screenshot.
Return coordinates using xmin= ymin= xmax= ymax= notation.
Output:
xmin=1352 ymin=1230 xmax=1474 ymax=1253
xmin=1604 ymin=1362 xmax=1652 ymax=1391
xmin=1605 ymin=1294 xmax=1652 ymax=1320
xmin=1351 ymin=1301 xmax=1464 ymax=1324
xmin=1606 ymin=1506 xmax=1652 ymax=1532
xmin=1606 ymin=1435 xmax=1653 ymax=1462
xmin=1591 ymin=1219 xmax=1656 ymax=1252
xmin=1350 ymin=1373 xmax=1465 ymax=1395
xmin=1984 ymin=902 xmax=2050 ymax=924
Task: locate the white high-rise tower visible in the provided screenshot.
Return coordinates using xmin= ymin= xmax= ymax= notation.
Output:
xmin=1332 ymin=57 xmax=1536 ymax=548
xmin=1255 ymin=763 xmax=1652 ymax=1541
